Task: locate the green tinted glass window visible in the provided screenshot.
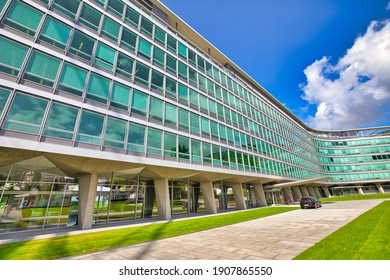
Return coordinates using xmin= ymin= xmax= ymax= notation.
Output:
xmin=127 ymin=123 xmax=145 ymax=152
xmin=207 ymin=79 xmax=214 ymax=96
xmin=178 ymin=108 xmax=188 ymax=130
xmin=167 ymin=35 xmax=176 ymax=53
xmin=189 ymin=68 xmax=197 ymax=86
xmin=202 ymin=143 xmax=211 ymax=163
xmin=69 ymin=30 xmax=95 ymax=61
xmin=52 ymin=0 xmax=80 ymax=18
xmin=104 ymin=117 xmax=126 ymax=148
xmin=166 ymin=54 xmax=176 ymax=74
xmin=151 ymin=69 xmax=164 ymax=92
xmin=164 ymin=132 xmax=176 ymax=157
xmin=40 ymin=17 xmax=71 ymax=49
xmin=153 ymin=47 xmax=165 ymax=68
xmin=58 ymin=63 xmax=87 ymax=96
xmin=179 ymin=136 xmax=189 ymax=159
xmin=188 ymin=49 xmax=196 ymax=66
xmin=95 ymin=42 xmax=116 ymax=70
xmin=107 ymin=0 xmax=124 ymax=17
xmin=86 ymin=73 xmax=110 ymax=103
xmin=79 ymin=4 xmax=102 ymax=31
xmin=211 ymin=121 xmax=219 ymax=139
xmin=131 ymin=90 xmax=148 ymax=116
xmin=209 ymin=99 xmax=216 ymax=115
xmin=178 ymin=84 xmax=188 ymax=103
xmin=219 ymin=124 xmax=227 ymax=141
xmin=178 ymin=62 xmax=188 ymax=80
xmin=134 ymin=62 xmax=150 ymax=86
xmin=0 ymin=88 xmax=11 ymax=116
xmin=138 ymin=38 xmax=152 ymax=59
xmin=165 ymin=77 xmax=176 ymax=98
xmin=3 ymin=93 xmax=48 ymax=134
xmin=111 ymin=82 xmax=130 ymax=109
xmin=190 ymin=113 xmax=200 ymax=134
xmin=0 ymin=1 xmax=7 ymax=13
xmin=147 ymin=128 xmax=162 ymax=155
xmin=140 ymin=17 xmax=153 ymax=37
xmin=201 ymin=117 xmax=210 ymax=135
xmin=197 ymin=56 xmax=205 ymax=71
xmin=178 ymin=42 xmax=187 ymax=58
xmin=125 ymin=6 xmax=140 ymax=27
xmin=101 ymin=16 xmax=120 ymax=41
xmin=24 ymin=51 xmax=61 ymax=87
xmin=149 ymin=97 xmax=163 ymax=122
xmin=0 ymin=36 xmax=28 ymax=76
xmin=198 ymin=74 xmax=206 ymax=92
xmin=116 ymin=52 xmax=134 ymax=78
xmin=191 ymin=139 xmax=201 ymax=162
xmin=120 ymin=27 xmax=137 ymax=52
xmin=154 ymin=26 xmax=166 ymax=45
xmin=45 ymin=102 xmax=78 ymax=140
xmin=199 ymin=94 xmax=208 ymax=113
xmin=4 ymin=1 xmax=43 ymax=35
xmin=190 ymin=89 xmax=199 ymax=109
xmin=165 ymin=103 xmax=177 ymax=126
xmin=77 ymin=111 xmax=104 ymax=144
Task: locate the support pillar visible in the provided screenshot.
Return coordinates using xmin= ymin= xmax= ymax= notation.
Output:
xmin=232 ymin=183 xmax=247 ymax=210
xmin=300 ymin=186 xmax=309 ymax=197
xmin=78 ymin=173 xmax=98 ymax=230
xmin=376 ymin=183 xmax=385 ymax=194
xmin=254 ymin=183 xmax=267 ymax=207
xmin=153 ymin=178 xmax=171 ymax=220
xmin=321 ymin=186 xmax=331 ymax=197
xmin=282 ymin=187 xmax=293 ymax=204
xmin=357 ymin=187 xmax=364 ymax=195
xmin=307 ymin=186 xmax=316 ymax=197
xmin=200 ymin=181 xmax=217 ymax=214
xmin=292 ymin=186 xmax=302 ymax=199
xmin=313 ymin=186 xmax=321 ymax=198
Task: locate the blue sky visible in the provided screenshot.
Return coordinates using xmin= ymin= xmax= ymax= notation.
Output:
xmin=160 ymin=0 xmax=390 ymax=130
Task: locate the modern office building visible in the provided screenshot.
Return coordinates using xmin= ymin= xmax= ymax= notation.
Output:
xmin=0 ymin=0 xmax=389 ymax=233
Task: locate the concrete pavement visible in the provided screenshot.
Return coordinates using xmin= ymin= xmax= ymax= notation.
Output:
xmin=58 ymin=199 xmax=385 ymax=260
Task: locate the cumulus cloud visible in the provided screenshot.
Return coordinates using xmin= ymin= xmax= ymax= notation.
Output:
xmin=300 ymin=20 xmax=390 ymax=130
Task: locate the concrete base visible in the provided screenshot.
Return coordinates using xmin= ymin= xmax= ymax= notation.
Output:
xmin=200 ymin=181 xmax=217 ymax=214
xmin=232 ymin=183 xmax=247 ymax=210
xmin=254 ymin=184 xmax=267 ymax=207
xmin=154 ymin=178 xmax=172 ymax=220
xmin=78 ymin=174 xmax=98 ymax=230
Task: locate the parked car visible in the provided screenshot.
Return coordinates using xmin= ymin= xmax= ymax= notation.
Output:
xmin=300 ymin=196 xmax=322 ymax=209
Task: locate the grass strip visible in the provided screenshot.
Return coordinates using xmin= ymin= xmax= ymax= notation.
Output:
xmin=0 ymin=206 xmax=297 ymax=260
xmin=294 ymin=201 xmax=390 ymax=260
xmin=320 ymin=193 xmax=390 ymax=203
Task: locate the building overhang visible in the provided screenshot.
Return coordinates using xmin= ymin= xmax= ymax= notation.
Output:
xmin=264 ymin=177 xmax=332 ymax=189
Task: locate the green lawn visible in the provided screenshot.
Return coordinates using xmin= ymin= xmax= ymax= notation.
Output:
xmin=0 ymin=206 xmax=297 ymax=260
xmin=321 ymin=193 xmax=390 ymax=202
xmin=294 ymin=201 xmax=390 ymax=260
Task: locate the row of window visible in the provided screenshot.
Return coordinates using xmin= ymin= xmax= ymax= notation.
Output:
xmin=0 ymin=90 xmax=319 ymax=179
xmin=331 ymin=172 xmax=390 ymax=182
xmin=323 ymin=163 xmax=390 ymax=173
xmin=317 ymin=145 xmax=390 ymax=156
xmin=319 ymin=154 xmax=390 ymax=165
xmin=0 ymin=0 xmax=317 ymax=164
xmin=315 ymin=138 xmax=390 ymax=148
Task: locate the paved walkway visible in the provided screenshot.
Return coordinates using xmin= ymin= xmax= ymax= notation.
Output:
xmin=57 ymin=199 xmax=384 ymax=260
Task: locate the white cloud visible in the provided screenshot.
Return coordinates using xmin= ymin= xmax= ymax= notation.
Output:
xmin=300 ymin=20 xmax=390 ymax=130
xmin=387 ymin=1 xmax=390 ymax=10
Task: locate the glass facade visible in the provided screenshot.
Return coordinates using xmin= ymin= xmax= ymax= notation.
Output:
xmin=0 ymin=0 xmax=389 ymax=232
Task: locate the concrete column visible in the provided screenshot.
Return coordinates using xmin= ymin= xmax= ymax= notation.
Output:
xmin=307 ymin=186 xmax=316 ymax=197
xmin=321 ymin=186 xmax=331 ymax=197
xmin=232 ymin=183 xmax=247 ymax=210
xmin=300 ymin=186 xmax=309 ymax=197
xmin=357 ymin=187 xmax=364 ymax=195
xmin=376 ymin=183 xmax=385 ymax=194
xmin=253 ymin=183 xmax=267 ymax=207
xmin=292 ymin=186 xmax=302 ymax=199
xmin=313 ymin=186 xmax=321 ymax=198
xmin=200 ymin=181 xmax=217 ymax=214
xmin=153 ymin=178 xmax=171 ymax=220
xmin=78 ymin=173 xmax=98 ymax=230
xmin=282 ymin=187 xmax=293 ymax=204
